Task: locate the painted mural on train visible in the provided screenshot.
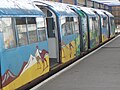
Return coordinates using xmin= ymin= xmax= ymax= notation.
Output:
xmin=1 ymin=43 xmax=50 ymax=90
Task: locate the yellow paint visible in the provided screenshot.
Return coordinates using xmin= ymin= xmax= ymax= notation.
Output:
xmin=102 ymin=35 xmax=108 ymax=42
xmin=3 ymin=55 xmax=50 ymax=90
xmin=61 ymin=40 xmax=76 ymax=63
xmin=110 ymin=34 xmax=115 ymax=38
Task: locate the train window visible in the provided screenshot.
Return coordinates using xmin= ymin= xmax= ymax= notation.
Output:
xmin=103 ymin=17 xmax=107 ymax=27
xmin=111 ymin=18 xmax=114 ymax=26
xmin=74 ymin=17 xmax=79 ymax=34
xmin=46 ymin=17 xmax=55 ymax=38
xmin=36 ymin=17 xmax=47 ymax=41
xmin=93 ymin=17 xmax=99 ymax=30
xmin=27 ymin=17 xmax=38 ymax=44
xmin=61 ymin=17 xmax=67 ymax=36
xmin=62 ymin=24 xmax=67 ymax=36
xmin=89 ymin=18 xmax=93 ymax=31
xmin=66 ymin=22 xmax=72 ymax=35
xmin=1 ymin=18 xmax=16 ymax=49
xmin=66 ymin=17 xmax=74 ymax=35
xmin=61 ymin=17 xmax=75 ymax=36
xmin=16 ymin=17 xmax=28 ymax=46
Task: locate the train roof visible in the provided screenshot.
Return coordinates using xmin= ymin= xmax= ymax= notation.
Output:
xmin=101 ymin=10 xmax=114 ymax=17
xmin=68 ymin=5 xmax=86 ymax=17
xmin=0 ymin=0 xmax=45 ymax=17
xmin=79 ymin=7 xmax=96 ymax=17
xmin=33 ymin=0 xmax=78 ymax=17
xmin=90 ymin=8 xmax=107 ymax=17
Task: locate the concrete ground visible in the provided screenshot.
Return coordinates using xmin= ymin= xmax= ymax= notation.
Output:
xmin=32 ymin=35 xmax=120 ymax=90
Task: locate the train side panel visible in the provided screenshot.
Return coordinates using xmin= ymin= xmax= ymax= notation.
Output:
xmin=60 ymin=17 xmax=80 ymax=63
xmin=0 ymin=17 xmax=50 ymax=90
xmin=1 ymin=42 xmax=49 ymax=90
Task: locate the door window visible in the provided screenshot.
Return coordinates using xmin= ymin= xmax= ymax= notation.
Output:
xmin=36 ymin=17 xmax=47 ymax=41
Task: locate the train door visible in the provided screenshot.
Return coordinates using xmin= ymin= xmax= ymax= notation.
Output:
xmin=93 ymin=16 xmax=100 ymax=46
xmin=71 ymin=8 xmax=88 ymax=52
xmin=60 ymin=16 xmax=80 ymax=63
xmin=104 ymin=14 xmax=110 ymax=38
xmin=105 ymin=13 xmax=115 ymax=38
xmin=101 ymin=17 xmax=109 ymax=42
xmin=88 ymin=16 xmax=98 ymax=49
xmin=93 ymin=11 xmax=102 ymax=44
xmin=81 ymin=14 xmax=88 ymax=52
xmin=110 ymin=17 xmax=115 ymax=37
xmin=37 ymin=6 xmax=59 ymax=67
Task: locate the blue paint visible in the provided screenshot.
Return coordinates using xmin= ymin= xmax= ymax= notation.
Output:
xmin=102 ymin=27 xmax=108 ymax=38
xmin=1 ymin=41 xmax=48 ymax=76
xmin=62 ymin=34 xmax=77 ymax=45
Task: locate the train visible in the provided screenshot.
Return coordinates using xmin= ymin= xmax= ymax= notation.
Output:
xmin=0 ymin=0 xmax=115 ymax=90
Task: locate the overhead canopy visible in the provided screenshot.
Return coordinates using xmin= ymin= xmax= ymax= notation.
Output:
xmin=0 ymin=0 xmax=45 ymax=17
xmin=33 ymin=0 xmax=78 ymax=17
xmin=91 ymin=0 xmax=120 ymax=6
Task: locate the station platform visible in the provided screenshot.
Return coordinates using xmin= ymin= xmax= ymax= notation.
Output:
xmin=31 ymin=35 xmax=120 ymax=90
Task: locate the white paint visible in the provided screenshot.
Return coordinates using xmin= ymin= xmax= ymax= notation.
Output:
xmin=30 ymin=35 xmax=120 ymax=90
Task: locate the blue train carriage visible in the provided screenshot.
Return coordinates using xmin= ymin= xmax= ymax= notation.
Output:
xmin=91 ymin=8 xmax=109 ymax=43
xmin=0 ymin=1 xmax=50 ymax=90
xmin=34 ymin=1 xmax=80 ymax=64
xmin=102 ymin=10 xmax=115 ymax=38
xmin=69 ymin=5 xmax=89 ymax=52
xmin=80 ymin=7 xmax=100 ymax=49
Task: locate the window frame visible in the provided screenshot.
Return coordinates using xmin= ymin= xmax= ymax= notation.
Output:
xmin=36 ymin=17 xmax=47 ymax=42
xmin=61 ymin=17 xmax=77 ymax=36
xmin=26 ymin=17 xmax=38 ymax=44
xmin=1 ymin=17 xmax=17 ymax=49
xmin=1 ymin=16 xmax=48 ymax=49
xmin=15 ymin=17 xmax=29 ymax=46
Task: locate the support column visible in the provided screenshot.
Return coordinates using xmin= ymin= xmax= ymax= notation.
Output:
xmin=59 ymin=0 xmax=62 ymax=3
xmin=85 ymin=0 xmax=87 ymax=7
xmin=74 ymin=0 xmax=78 ymax=5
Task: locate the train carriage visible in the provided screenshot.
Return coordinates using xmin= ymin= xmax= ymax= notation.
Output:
xmin=80 ymin=7 xmax=100 ymax=49
xmin=33 ymin=1 xmax=80 ymax=65
xmin=69 ymin=5 xmax=89 ymax=52
xmin=102 ymin=10 xmax=115 ymax=38
xmin=0 ymin=0 xmax=116 ymax=90
xmin=0 ymin=1 xmax=50 ymax=90
xmin=91 ymin=8 xmax=109 ymax=43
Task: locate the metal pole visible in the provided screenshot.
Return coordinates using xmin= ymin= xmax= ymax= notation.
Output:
xmin=74 ymin=0 xmax=78 ymax=5
xmin=59 ymin=0 xmax=62 ymax=3
xmin=93 ymin=1 xmax=95 ymax=8
xmin=85 ymin=0 xmax=87 ymax=7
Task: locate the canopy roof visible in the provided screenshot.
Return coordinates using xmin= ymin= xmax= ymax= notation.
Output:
xmin=0 ymin=0 xmax=45 ymax=17
xmin=33 ymin=0 xmax=78 ymax=17
xmin=91 ymin=0 xmax=120 ymax=6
